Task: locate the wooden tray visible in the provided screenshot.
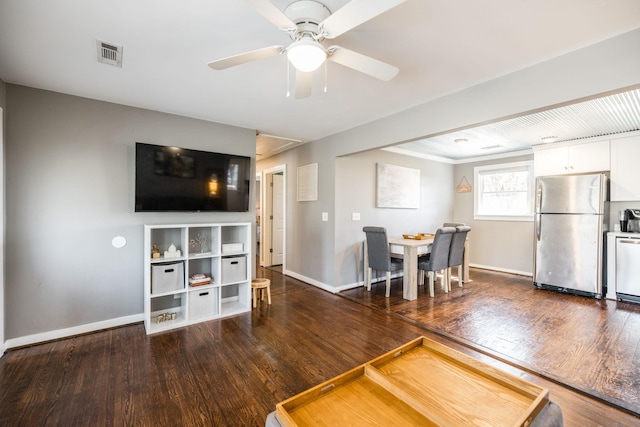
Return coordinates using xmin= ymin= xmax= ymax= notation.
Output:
xmin=276 ymin=337 xmax=549 ymax=427
xmin=402 ymin=233 xmax=434 ymax=240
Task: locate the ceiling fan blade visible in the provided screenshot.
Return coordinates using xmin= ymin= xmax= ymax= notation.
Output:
xmin=208 ymin=45 xmax=283 ymax=70
xmin=246 ymin=0 xmax=297 ymax=30
xmin=319 ymin=0 xmax=407 ymax=39
xmin=328 ymin=46 xmax=399 ymax=81
xmin=295 ymin=70 xmax=312 ymax=99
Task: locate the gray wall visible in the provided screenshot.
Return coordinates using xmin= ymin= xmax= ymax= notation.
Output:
xmin=1 ymin=77 xmax=6 ymax=348
xmin=5 ymin=28 xmax=640 ymax=343
xmin=257 ymin=140 xmax=337 ymax=285
xmin=0 ymin=77 xmax=6 ymax=106
xmin=5 ymin=85 xmax=255 ymax=340
xmin=257 ymin=147 xmax=454 ymax=289
xmin=453 ymin=155 xmax=535 ymax=275
xmin=258 ymin=29 xmax=640 ymax=290
xmin=335 ymin=150 xmax=454 ymax=287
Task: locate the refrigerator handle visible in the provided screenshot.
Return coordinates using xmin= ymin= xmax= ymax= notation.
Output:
xmin=535 ymin=214 xmax=541 ymax=241
xmin=535 ymin=180 xmax=542 ymax=213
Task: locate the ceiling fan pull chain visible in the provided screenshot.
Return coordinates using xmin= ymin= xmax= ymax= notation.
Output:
xmin=286 ymin=60 xmax=291 ymax=98
xmin=324 ymin=61 xmax=328 ymax=93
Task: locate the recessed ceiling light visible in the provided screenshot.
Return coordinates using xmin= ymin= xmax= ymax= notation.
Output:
xmin=454 ymin=138 xmax=468 ymax=143
xmin=541 ymin=136 xmax=557 ymax=143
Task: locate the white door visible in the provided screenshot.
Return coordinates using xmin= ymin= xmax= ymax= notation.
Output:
xmin=272 ymin=173 xmax=284 ymax=265
xmin=263 ymin=173 xmax=274 ymax=266
xmin=262 ymin=167 xmax=286 ymax=268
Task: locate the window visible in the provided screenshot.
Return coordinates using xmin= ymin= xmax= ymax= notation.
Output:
xmin=474 ymin=161 xmax=534 ymax=221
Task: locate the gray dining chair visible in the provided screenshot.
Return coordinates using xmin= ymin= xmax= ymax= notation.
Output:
xmin=443 ymin=222 xmax=465 ymax=228
xmin=418 ymin=227 xmax=456 ymax=297
xmin=363 ymin=226 xmax=403 ymax=297
xmin=447 ymin=226 xmax=471 ymax=291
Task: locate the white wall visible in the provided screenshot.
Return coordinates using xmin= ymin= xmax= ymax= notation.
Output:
xmin=4 ymin=85 xmax=255 ymax=343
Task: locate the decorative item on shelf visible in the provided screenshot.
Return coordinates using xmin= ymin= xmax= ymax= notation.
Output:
xmin=456 ymin=176 xmax=472 ymax=193
xmin=189 ymin=234 xmax=209 ymax=254
xmin=156 ymin=312 xmax=177 ymax=324
xmin=164 ymin=243 xmax=181 ymax=259
xmin=151 ymin=244 xmax=161 ymax=259
xmin=189 ymin=273 xmax=212 ymax=287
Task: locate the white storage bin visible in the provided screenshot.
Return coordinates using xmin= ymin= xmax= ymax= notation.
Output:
xmin=222 ymin=256 xmax=246 ymax=283
xmin=222 ymin=242 xmax=243 ymax=254
xmin=151 ymin=261 xmax=184 ymax=294
xmin=189 ymin=290 xmax=218 ymax=320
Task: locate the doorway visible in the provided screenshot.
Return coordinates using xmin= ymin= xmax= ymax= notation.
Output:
xmin=261 ymin=165 xmax=286 ymax=270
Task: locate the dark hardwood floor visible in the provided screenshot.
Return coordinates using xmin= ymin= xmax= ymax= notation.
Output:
xmin=342 ymin=268 xmax=640 ymax=416
xmin=0 ymin=265 xmax=639 ymax=426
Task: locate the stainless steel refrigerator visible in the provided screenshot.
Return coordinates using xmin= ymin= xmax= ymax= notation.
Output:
xmin=534 ymin=173 xmax=609 ymax=297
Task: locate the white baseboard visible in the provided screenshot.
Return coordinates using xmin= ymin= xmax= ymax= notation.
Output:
xmin=283 ymin=270 xmax=405 ymax=293
xmin=339 ymin=281 xmax=364 ymax=291
xmin=283 ymin=269 xmax=340 ymax=293
xmin=283 ymin=266 xmax=532 ymax=297
xmin=4 ymin=313 xmax=143 ymax=351
xmin=470 ymin=263 xmax=533 ymax=277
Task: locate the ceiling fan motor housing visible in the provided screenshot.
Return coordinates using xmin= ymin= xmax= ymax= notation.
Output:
xmin=284 ymin=0 xmax=331 ymax=41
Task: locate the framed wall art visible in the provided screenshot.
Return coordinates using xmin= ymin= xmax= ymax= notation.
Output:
xmin=297 ymin=163 xmax=318 ymax=201
xmin=376 ymin=163 xmax=420 ymax=209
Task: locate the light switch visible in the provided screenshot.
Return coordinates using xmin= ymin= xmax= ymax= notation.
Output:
xmin=352 ymin=213 xmax=361 ymax=221
xmin=322 ymin=212 xmax=328 ymax=221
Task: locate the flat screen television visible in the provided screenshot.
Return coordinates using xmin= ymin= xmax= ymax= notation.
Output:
xmin=135 ymin=142 xmax=251 ymax=212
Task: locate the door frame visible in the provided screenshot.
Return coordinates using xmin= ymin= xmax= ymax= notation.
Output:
xmin=260 ymin=164 xmax=287 ymax=270
xmin=0 ymin=106 xmax=4 ymax=353
xmin=255 ymin=171 xmax=261 ymax=264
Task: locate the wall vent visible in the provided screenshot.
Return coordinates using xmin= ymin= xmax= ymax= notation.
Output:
xmin=96 ymin=40 xmax=123 ymax=67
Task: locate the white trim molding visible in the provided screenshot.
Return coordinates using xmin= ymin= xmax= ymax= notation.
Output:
xmin=4 ymin=313 xmax=143 ymax=351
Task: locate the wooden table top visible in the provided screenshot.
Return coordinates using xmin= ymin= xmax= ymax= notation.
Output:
xmin=276 ymin=336 xmax=548 ymax=426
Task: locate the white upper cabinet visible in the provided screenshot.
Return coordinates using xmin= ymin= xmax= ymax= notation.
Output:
xmin=533 ymin=140 xmax=610 ymax=177
xmin=611 ymin=135 xmax=640 ymax=201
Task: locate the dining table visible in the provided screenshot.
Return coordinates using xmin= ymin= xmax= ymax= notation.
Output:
xmin=387 ymin=234 xmax=470 ymax=301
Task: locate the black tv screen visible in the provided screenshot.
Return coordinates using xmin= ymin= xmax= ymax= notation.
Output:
xmin=135 ymin=142 xmax=251 ymax=212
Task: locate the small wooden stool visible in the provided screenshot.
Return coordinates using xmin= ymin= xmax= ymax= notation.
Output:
xmin=251 ymin=278 xmax=271 ymax=308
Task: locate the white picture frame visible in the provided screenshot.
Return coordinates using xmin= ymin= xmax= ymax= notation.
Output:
xmin=376 ymin=163 xmax=420 ymax=209
xmin=297 ymin=163 xmax=318 ymax=202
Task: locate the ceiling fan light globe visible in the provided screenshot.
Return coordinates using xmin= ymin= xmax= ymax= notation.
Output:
xmin=287 ymin=39 xmax=326 ymax=72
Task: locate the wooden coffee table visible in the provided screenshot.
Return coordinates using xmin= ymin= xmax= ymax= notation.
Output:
xmin=274 ymin=336 xmax=551 ymax=426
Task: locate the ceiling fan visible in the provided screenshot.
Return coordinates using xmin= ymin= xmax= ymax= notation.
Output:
xmin=208 ymin=0 xmax=406 ymax=98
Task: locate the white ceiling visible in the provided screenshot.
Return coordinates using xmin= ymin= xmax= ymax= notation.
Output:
xmin=1 ymin=0 xmax=640 ymax=160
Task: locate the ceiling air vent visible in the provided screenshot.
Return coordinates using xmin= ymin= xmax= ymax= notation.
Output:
xmin=96 ymin=40 xmax=123 ymax=67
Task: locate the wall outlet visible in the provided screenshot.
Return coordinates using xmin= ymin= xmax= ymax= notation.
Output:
xmin=352 ymin=213 xmax=361 ymax=221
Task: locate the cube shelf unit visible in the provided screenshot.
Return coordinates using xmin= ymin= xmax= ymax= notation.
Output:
xmin=143 ymin=222 xmax=251 ymax=334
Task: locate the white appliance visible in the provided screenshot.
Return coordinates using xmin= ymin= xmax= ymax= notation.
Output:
xmin=533 ymin=173 xmax=609 ymax=298
xmin=616 ymin=236 xmax=640 ymax=302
